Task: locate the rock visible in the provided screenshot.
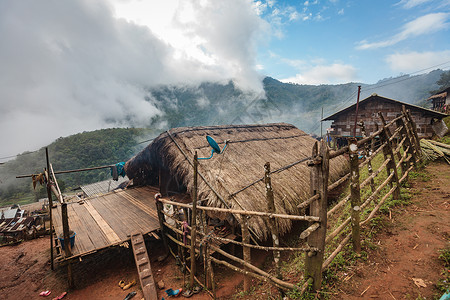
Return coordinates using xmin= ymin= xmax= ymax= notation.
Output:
xmin=157 ymin=280 xmax=165 ymax=289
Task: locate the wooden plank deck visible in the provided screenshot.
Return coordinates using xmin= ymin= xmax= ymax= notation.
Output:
xmin=52 ymin=186 xmax=160 ymax=260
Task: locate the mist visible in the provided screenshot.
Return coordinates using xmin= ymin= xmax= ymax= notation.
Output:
xmin=0 ymin=0 xmax=267 ymax=158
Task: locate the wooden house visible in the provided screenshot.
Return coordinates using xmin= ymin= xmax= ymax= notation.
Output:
xmin=124 ymin=123 xmax=348 ymax=240
xmin=428 ymin=87 xmax=450 ymax=114
xmin=323 ymin=94 xmax=447 ymax=139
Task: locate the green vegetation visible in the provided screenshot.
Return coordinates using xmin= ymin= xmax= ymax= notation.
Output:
xmin=0 ymin=127 xmax=157 ymax=206
xmin=436 ymin=247 xmax=450 ymax=297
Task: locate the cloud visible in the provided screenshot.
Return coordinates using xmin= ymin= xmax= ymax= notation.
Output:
xmin=281 ymin=63 xmax=358 ymax=85
xmin=396 ymin=0 xmax=434 ymax=9
xmin=386 ymin=50 xmax=450 ymax=72
xmin=357 ymin=12 xmax=450 ymax=50
xmin=0 ymin=0 xmax=268 ymax=155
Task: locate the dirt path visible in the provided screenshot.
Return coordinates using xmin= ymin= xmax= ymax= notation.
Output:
xmin=333 ymin=162 xmax=450 ymax=299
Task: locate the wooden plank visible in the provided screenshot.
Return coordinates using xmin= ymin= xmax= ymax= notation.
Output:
xmin=83 ymin=201 xmax=121 ymax=244
xmin=88 ymin=195 xmax=132 ymax=240
xmin=67 ymin=203 xmax=96 ymax=255
xmin=105 ymin=192 xmax=155 ymax=234
xmin=72 ymin=202 xmax=111 ymax=250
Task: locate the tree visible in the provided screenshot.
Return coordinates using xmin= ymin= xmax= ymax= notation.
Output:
xmin=435 ymin=70 xmax=450 ymax=92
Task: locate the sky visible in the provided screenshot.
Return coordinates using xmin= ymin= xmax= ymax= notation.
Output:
xmin=1 ymin=0 xmax=450 ymax=159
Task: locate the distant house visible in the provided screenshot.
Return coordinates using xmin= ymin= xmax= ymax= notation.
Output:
xmin=323 ymin=94 xmax=448 ymax=138
xmin=78 ymin=176 xmax=129 ymax=198
xmin=428 ymin=87 xmax=450 ymax=114
xmin=0 ymin=204 xmax=25 ymax=219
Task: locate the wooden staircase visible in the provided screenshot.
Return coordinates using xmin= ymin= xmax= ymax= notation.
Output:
xmin=130 ymin=233 xmax=158 ymax=300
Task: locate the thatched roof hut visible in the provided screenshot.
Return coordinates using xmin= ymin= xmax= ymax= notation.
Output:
xmin=125 ymin=123 xmax=347 ymax=240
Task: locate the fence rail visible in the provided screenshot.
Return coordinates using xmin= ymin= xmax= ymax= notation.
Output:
xmin=155 ymin=105 xmax=422 ymax=298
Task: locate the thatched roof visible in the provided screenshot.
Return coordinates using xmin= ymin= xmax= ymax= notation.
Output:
xmin=125 ymin=123 xmax=347 ymax=240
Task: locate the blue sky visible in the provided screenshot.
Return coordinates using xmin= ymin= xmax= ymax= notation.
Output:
xmin=1 ymin=0 xmax=450 ymax=156
xmin=255 ymin=0 xmax=450 ymax=84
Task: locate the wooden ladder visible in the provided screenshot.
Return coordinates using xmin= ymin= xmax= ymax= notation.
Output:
xmin=130 ymin=233 xmax=158 ymax=300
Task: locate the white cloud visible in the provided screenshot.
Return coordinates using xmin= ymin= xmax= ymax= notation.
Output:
xmin=0 ymin=0 xmax=269 ymax=155
xmin=386 ymin=50 xmax=450 ymax=72
xmin=281 ymin=63 xmax=358 ymax=85
xmin=396 ymin=0 xmax=433 ymax=9
xmin=357 ymin=12 xmax=450 ymax=50
xmin=338 ymin=8 xmax=344 ymax=15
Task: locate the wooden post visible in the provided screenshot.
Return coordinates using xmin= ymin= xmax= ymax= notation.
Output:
xmin=406 ymin=109 xmax=422 ymax=158
xmin=378 ymin=112 xmax=400 ymax=199
xmin=395 ymin=115 xmax=410 ymax=173
xmin=348 ymin=138 xmax=361 ymax=253
xmin=399 ymin=110 xmax=417 ymax=167
xmin=305 ymin=140 xmax=329 ymax=291
xmin=155 ymin=194 xmax=169 ymax=252
xmin=61 ymin=202 xmax=74 ymax=288
xmin=402 ymin=106 xmax=420 ymax=157
xmin=45 ymin=148 xmax=54 ymax=271
xmin=242 ymin=216 xmax=251 ymax=292
xmin=189 ymin=152 xmax=198 ymax=287
xmin=359 ymin=122 xmax=375 ymax=193
xmin=264 ymin=162 xmax=281 ymax=280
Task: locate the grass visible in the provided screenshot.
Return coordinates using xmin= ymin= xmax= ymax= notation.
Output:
xmin=436 ymin=247 xmax=450 ymax=297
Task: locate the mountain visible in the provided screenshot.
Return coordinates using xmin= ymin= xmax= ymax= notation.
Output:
xmin=0 ymin=128 xmax=156 ymax=206
xmin=149 ymin=69 xmax=444 ymax=134
xmin=0 ymin=69 xmax=446 ymax=206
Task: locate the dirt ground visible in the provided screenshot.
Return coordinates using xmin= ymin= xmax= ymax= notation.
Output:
xmin=0 ymin=162 xmax=448 ymax=300
xmin=333 ymin=162 xmax=450 ymax=299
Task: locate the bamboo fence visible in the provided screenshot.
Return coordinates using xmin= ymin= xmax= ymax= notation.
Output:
xmin=154 ymin=106 xmax=422 ymax=298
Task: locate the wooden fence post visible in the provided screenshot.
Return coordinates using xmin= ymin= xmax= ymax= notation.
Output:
xmin=264 ymin=162 xmax=281 ymax=280
xmin=402 ymin=106 xmax=421 ymax=157
xmin=348 ymin=138 xmax=361 ymax=253
xmin=189 ymin=152 xmax=198 ymax=287
xmin=399 ymin=111 xmax=417 ymax=167
xmin=61 ymin=202 xmax=74 ymax=288
xmin=395 ymin=114 xmax=410 ymax=173
xmin=305 ymin=140 xmax=329 ymax=291
xmin=406 ymin=109 xmax=422 ymax=158
xmin=45 ymin=147 xmax=54 ymax=271
xmin=378 ymin=112 xmax=400 ymax=200
xmin=359 ymin=122 xmax=375 ymax=193
xmin=242 ymin=216 xmax=251 ymax=292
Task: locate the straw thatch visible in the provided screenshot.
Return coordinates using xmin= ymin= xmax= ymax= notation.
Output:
xmin=125 ymin=123 xmax=347 ymax=240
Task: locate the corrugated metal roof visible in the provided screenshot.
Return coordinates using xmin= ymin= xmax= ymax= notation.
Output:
xmin=81 ymin=177 xmax=129 ymax=197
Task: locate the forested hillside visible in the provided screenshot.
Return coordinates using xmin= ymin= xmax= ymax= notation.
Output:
xmin=0 ymin=128 xmax=156 ymax=206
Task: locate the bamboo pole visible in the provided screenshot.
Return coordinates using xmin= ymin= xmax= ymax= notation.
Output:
xmin=158 ymin=198 xmax=320 ymax=222
xmin=406 ymin=109 xmax=421 ymax=157
xmin=305 ymin=140 xmax=329 ymax=291
xmin=348 ymin=138 xmax=361 ymax=253
xmin=190 ymin=152 xmax=198 ymax=287
xmin=168 ymin=219 xmax=318 ymax=252
xmin=400 ymin=112 xmax=417 ymax=167
xmin=360 ymin=121 xmax=375 ymax=192
xmin=322 ymin=234 xmax=352 ymax=271
xmin=45 ymin=148 xmax=54 ymax=271
xmin=209 ymin=243 xmax=295 ymax=290
xmin=265 ymin=162 xmax=281 ymax=281
xmin=378 ymin=113 xmax=400 ymax=200
xmin=242 ymin=216 xmax=251 ymax=292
